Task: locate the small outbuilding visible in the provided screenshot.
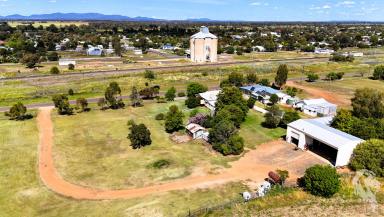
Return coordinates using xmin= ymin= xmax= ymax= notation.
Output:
xmin=286 ymin=117 xmax=364 ymax=167
xmin=186 ymin=123 xmax=209 ymax=141
xmin=294 ymin=98 xmax=337 ymax=117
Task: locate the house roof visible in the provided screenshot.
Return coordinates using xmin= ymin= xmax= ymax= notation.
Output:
xmin=288 ymin=118 xmax=364 ymax=150
xmin=241 ymin=85 xmax=280 ymax=95
xmin=300 ymin=98 xmax=337 ymax=109
xmin=191 ymin=26 xmax=218 ymax=39
xmin=186 ymin=123 xmax=206 ymax=134
xmin=199 ymin=90 xmax=220 ymax=103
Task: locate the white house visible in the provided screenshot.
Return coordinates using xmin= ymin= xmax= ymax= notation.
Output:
xmin=314 ymin=48 xmax=335 ymax=54
xmin=294 ymin=98 xmax=337 ymax=117
xmin=240 ymin=85 xmax=292 ymax=105
xmin=253 ymin=46 xmax=266 ymax=52
xmin=133 ymin=49 xmax=143 ymax=55
xmin=186 ymin=123 xmax=209 ymax=141
xmin=286 ymin=117 xmax=364 ymax=167
xmin=199 ymin=90 xmax=220 ymax=112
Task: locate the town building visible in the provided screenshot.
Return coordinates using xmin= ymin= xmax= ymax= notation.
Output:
xmin=59 ymin=59 xmax=76 ymax=66
xmin=294 ymin=98 xmax=337 ymax=117
xmin=198 ymin=90 xmax=220 ymax=113
xmin=241 ymin=85 xmax=291 ymax=104
xmin=190 ymin=26 xmax=218 ymax=63
xmin=87 ymin=45 xmax=103 ymax=56
xmin=286 ymin=117 xmax=364 ymax=167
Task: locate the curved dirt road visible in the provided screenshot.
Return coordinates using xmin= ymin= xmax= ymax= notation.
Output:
xmin=38 ymin=107 xmax=320 ymax=200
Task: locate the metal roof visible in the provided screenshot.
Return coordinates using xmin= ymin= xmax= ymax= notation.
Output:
xmin=288 ymin=118 xmax=364 ymax=150
xmin=241 ymin=85 xmax=280 ymax=95
xmin=191 ymin=26 xmax=218 ymax=39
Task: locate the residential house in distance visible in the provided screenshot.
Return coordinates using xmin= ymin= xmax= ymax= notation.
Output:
xmin=58 ymin=59 xmax=76 ymax=66
xmin=161 ymin=43 xmax=174 ymax=50
xmin=314 ymin=48 xmax=335 ymax=54
xmin=252 ymin=46 xmax=266 ymax=52
xmin=241 ymin=85 xmax=291 ymax=104
xmin=199 ymin=90 xmax=220 ymax=113
xmin=286 ymin=117 xmax=364 ymax=167
xmin=186 ymin=123 xmax=209 ymax=141
xmin=294 ymin=98 xmax=337 ymax=117
xmin=87 ymin=45 xmax=103 ymax=56
xmin=190 ymin=26 xmax=218 ymax=63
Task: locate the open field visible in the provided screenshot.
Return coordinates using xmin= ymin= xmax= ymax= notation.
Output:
xmin=234 ymin=51 xmax=328 ymax=60
xmin=7 ymin=21 xmax=89 ymax=27
xmin=52 ymin=100 xmax=285 ymax=190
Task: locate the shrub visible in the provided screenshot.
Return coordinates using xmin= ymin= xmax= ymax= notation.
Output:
xmin=189 ymin=109 xmax=199 ymax=118
xmin=68 ymin=88 xmax=74 ymax=96
xmin=264 ymin=105 xmax=283 ymax=128
xmin=281 ymin=111 xmax=300 ymax=126
xmin=165 ymin=87 xmax=176 ymax=101
xmin=326 ymin=72 xmax=344 ymax=81
xmin=185 ymin=97 xmax=201 ymax=109
xmin=177 ymin=92 xmax=186 ymax=97
xmin=50 ymin=66 xmax=60 ymax=75
xmin=5 ymin=102 xmax=33 ymax=120
xmin=144 ymin=69 xmax=156 ymax=80
xmin=155 ymin=113 xmax=165 ymax=120
xmin=350 ymin=139 xmax=384 ymax=177
xmin=189 ymin=113 xmax=208 ymax=126
xmin=285 ymin=87 xmax=298 ymax=97
xmin=202 ymin=72 xmax=208 ymax=76
xmin=152 ymin=159 xmax=171 ymax=169
xmin=301 ymin=165 xmax=341 ymax=198
xmin=269 ymin=94 xmax=279 ymax=105
xmin=127 ymin=120 xmax=152 ymax=149
xmin=246 ymin=72 xmax=258 ymax=84
xmin=247 ymin=97 xmax=256 ymax=109
xmin=165 ymin=105 xmax=184 ymax=133
xmin=258 ymin=78 xmax=270 ymax=86
xmin=373 ymin=65 xmax=384 ymax=80
xmin=47 ymin=51 xmax=59 ymax=61
xmin=68 ymin=63 xmax=75 ymax=70
xmin=307 ymin=72 xmax=319 ymax=82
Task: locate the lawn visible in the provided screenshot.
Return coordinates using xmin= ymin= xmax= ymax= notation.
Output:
xmin=52 ymin=100 xmax=285 ymax=190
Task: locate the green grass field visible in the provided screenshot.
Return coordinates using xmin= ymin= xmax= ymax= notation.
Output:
xmin=52 ymin=100 xmax=285 ymax=189
xmin=0 ymin=100 xmax=286 ymax=216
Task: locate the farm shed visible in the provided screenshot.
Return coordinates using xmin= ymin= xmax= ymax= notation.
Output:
xmin=186 ymin=123 xmax=209 ymax=141
xmin=286 ymin=117 xmax=364 ymax=167
xmin=294 ymin=98 xmax=337 ymax=117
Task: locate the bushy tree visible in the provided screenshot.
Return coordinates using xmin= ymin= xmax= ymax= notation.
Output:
xmin=264 ymin=105 xmax=283 ymax=128
xmin=215 ymin=86 xmax=248 ymax=115
xmin=269 ymin=94 xmax=279 ymax=105
xmin=144 ymin=69 xmax=156 ymax=81
xmin=259 ymin=78 xmax=270 ymax=86
xmin=215 ymin=104 xmax=245 ymax=128
xmin=326 ymin=72 xmax=344 ymax=81
xmin=127 ymin=120 xmax=152 ymax=149
xmin=281 ymin=111 xmax=300 ymax=126
xmin=276 ymin=169 xmax=289 ymax=185
xmin=130 ymin=86 xmax=142 ymax=107
xmin=350 ymin=139 xmax=384 ymax=177
xmin=50 ymin=66 xmax=60 ymax=74
xmin=5 ymin=102 xmax=32 ymax=120
xmin=373 ymin=65 xmax=384 ymax=80
xmin=165 ymin=87 xmax=176 ymax=101
xmin=285 ymin=86 xmax=298 ymax=97
xmin=352 ymin=88 xmax=384 ymax=119
xmin=68 ymin=63 xmax=75 ymax=70
xmin=76 ymin=98 xmax=89 ymax=112
xmin=185 ymin=82 xmax=207 ymax=109
xmin=139 ymin=86 xmax=159 ymax=99
xmin=52 ymin=94 xmax=73 ymax=115
xmin=301 ymin=165 xmax=341 ymax=198
xmin=227 ymin=72 xmax=244 ymax=87
xmin=247 ymin=97 xmax=256 ymax=109
xmin=21 ymin=53 xmax=40 ymax=68
xmin=47 ymin=51 xmax=59 ymax=61
xmin=274 ymin=64 xmax=289 ymax=89
xmin=165 ymin=105 xmax=184 ymax=133
xmin=105 ymin=82 xmax=125 ymax=109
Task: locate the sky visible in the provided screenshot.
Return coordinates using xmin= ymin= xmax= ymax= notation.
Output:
xmin=0 ymin=0 xmax=383 ymax=21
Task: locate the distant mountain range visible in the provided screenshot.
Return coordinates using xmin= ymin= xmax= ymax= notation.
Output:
xmin=0 ymin=13 xmax=215 ymax=22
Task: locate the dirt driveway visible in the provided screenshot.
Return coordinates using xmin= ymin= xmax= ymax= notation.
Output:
xmin=37 ymin=107 xmax=324 ymax=200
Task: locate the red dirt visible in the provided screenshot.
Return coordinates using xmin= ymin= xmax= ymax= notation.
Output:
xmin=286 ymin=81 xmax=350 ymax=107
xmin=37 ymin=107 xmax=323 ymax=200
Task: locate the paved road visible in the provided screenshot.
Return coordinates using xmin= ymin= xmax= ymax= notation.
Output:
xmin=0 ymin=56 xmax=329 ymax=82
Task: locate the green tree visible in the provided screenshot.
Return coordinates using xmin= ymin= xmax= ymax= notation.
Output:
xmin=215 ymin=86 xmax=248 ymax=115
xmin=259 ymin=78 xmax=270 ymax=86
xmin=373 ymin=65 xmax=384 ymax=80
xmin=352 ymin=88 xmax=384 ymax=119
xmin=21 ymin=53 xmax=40 ymax=68
xmin=215 ymin=104 xmax=245 ymax=128
xmin=52 ymin=94 xmax=73 ymax=115
xmin=247 ymin=97 xmax=256 ymax=109
xmin=165 ymin=105 xmax=184 ymax=133
xmin=301 ymin=165 xmax=341 ymax=198
xmin=105 ymin=82 xmax=125 ymax=109
xmin=47 ymin=51 xmax=59 ymax=61
xmin=350 ymin=139 xmax=384 ymax=177
xmin=130 ymin=86 xmax=142 ymax=107
xmin=185 ymin=82 xmax=208 ymax=109
xmin=127 ymin=120 xmax=152 ymax=149
xmin=281 ymin=111 xmax=300 ymax=126
xmin=227 ymin=72 xmax=244 ymax=87
xmin=269 ymin=94 xmax=279 ymax=105
xmin=264 ymin=105 xmax=283 ymax=128
xmin=112 ymin=36 xmax=122 ymax=56
xmin=5 ymin=102 xmax=32 ymax=120
xmin=144 ymin=70 xmax=156 ymax=81
xmin=274 ymin=64 xmax=289 ymax=89
xmin=209 ymin=119 xmax=237 ymax=146
xmin=285 ymin=87 xmax=298 ymax=97
xmin=276 ymin=169 xmax=289 ymax=185
xmin=165 ymin=87 xmax=176 ymax=101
